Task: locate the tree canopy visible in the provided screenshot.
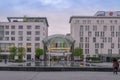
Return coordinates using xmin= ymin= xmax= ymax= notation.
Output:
xmin=17 ymin=47 xmax=25 ymax=60
xmin=35 ymin=48 xmax=44 ymax=59
xmin=73 ymin=48 xmax=83 ymax=56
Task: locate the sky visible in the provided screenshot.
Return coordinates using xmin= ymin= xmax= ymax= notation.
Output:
xmin=0 ymin=0 xmax=120 ymax=35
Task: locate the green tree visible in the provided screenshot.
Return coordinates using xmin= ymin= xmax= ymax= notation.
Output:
xmin=9 ymin=47 xmax=17 ymax=60
xmin=18 ymin=47 xmax=25 ymax=60
xmin=73 ymin=48 xmax=83 ymax=60
xmin=35 ymin=48 xmax=44 ymax=59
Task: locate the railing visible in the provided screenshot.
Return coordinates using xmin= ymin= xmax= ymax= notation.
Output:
xmin=5 ymin=61 xmax=101 ymax=67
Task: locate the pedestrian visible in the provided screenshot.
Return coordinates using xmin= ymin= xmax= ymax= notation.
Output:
xmin=112 ymin=58 xmax=119 ymax=74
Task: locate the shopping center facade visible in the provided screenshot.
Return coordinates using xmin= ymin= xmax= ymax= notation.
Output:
xmin=70 ymin=11 xmax=120 ymax=61
xmin=0 ymin=11 xmax=120 ymax=61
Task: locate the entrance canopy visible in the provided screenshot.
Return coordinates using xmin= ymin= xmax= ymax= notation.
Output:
xmin=43 ymin=34 xmax=75 ymax=53
xmin=43 ymin=34 xmax=75 ymax=61
xmin=43 ymin=34 xmax=74 ymax=45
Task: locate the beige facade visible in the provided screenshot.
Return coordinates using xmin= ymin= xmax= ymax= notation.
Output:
xmin=0 ymin=17 xmax=49 ymax=60
xmin=70 ymin=11 xmax=120 ymax=60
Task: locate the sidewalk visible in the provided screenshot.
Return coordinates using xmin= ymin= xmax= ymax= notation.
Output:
xmin=0 ymin=71 xmax=119 ymax=80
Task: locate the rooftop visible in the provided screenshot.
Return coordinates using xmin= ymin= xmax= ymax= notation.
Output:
xmin=7 ymin=17 xmax=49 ymax=26
xmin=69 ymin=11 xmax=120 ymax=23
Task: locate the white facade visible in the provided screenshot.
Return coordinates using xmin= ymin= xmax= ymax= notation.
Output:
xmin=0 ymin=17 xmax=48 ymax=60
xmin=70 ymin=11 xmax=120 ymax=59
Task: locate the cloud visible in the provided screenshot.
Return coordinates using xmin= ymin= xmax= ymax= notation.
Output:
xmin=38 ymin=0 xmax=62 ymax=5
xmin=1 ymin=0 xmax=120 ymax=35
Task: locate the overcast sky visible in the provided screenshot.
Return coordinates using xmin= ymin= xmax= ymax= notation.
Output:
xmin=0 ymin=0 xmax=120 ymax=35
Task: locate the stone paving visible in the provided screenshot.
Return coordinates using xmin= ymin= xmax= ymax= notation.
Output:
xmin=0 ymin=62 xmax=119 ymax=80
xmin=0 ymin=71 xmax=120 ymax=80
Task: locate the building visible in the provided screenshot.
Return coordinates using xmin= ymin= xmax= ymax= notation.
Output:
xmin=42 ymin=34 xmax=74 ymax=62
xmin=0 ymin=17 xmax=49 ymax=60
xmin=70 ymin=11 xmax=120 ymax=61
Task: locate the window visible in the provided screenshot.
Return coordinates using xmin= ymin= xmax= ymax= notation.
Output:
xmin=75 ymin=20 xmax=79 ymax=23
xmin=18 ymin=31 xmax=23 ymax=35
xmin=114 ymin=20 xmax=117 ymax=24
xmin=80 ymin=25 xmax=84 ymax=31
xmin=27 ymin=43 xmax=31 ymax=52
xmin=5 ymin=31 xmax=9 ymax=35
xmin=100 ymin=32 xmax=105 ymax=37
xmin=11 ymin=31 xmax=15 ymax=35
xmin=83 ymin=20 xmax=86 ymax=24
xmin=96 ymin=20 xmax=99 ymax=24
xmin=116 ymin=32 xmax=120 ymax=37
xmin=88 ymin=31 xmax=92 ymax=37
xmin=27 ymin=31 xmax=31 ymax=35
xmin=101 ymin=20 xmax=104 ymax=24
xmin=110 ymin=26 xmax=114 ymax=31
xmin=0 ymin=37 xmax=3 ymax=40
xmin=110 ymin=20 xmax=113 ymax=23
xmin=87 ymin=20 xmax=91 ymax=24
xmin=27 ymin=43 xmax=31 ymax=46
xmin=108 ymin=49 xmax=112 ymax=55
xmin=5 ymin=25 xmax=9 ymax=29
xmin=95 ymin=32 xmax=99 ymax=37
xmin=116 ymin=32 xmax=118 ymax=37
xmin=108 ymin=37 xmax=112 ymax=42
xmin=103 ymin=25 xmax=107 ymax=31
xmin=101 ymin=43 xmax=104 ymax=48
xmin=85 ymin=37 xmax=89 ymax=42
xmin=111 ymin=32 xmax=114 ymax=37
xmin=111 ymin=43 xmax=114 ymax=48
xmin=104 ymin=37 xmax=107 ymax=42
xmin=93 ymin=37 xmax=96 ymax=42
xmin=27 ymin=25 xmax=31 ymax=29
xmin=118 ymin=38 xmax=120 ymax=42
xmin=27 ymin=54 xmax=31 ymax=60
xmin=35 ymin=26 xmax=40 ymax=29
xmin=80 ymin=32 xmax=83 ymax=36
xmin=85 ymin=49 xmax=89 ymax=54
xmin=18 ymin=37 xmax=23 ymax=41
xmin=80 ymin=37 xmax=83 ymax=42
xmin=118 ymin=44 xmax=120 ymax=48
xmin=95 ymin=43 xmax=99 ymax=48
xmin=11 ymin=25 xmax=15 ymax=29
xmin=85 ymin=43 xmax=89 ymax=48
xmin=5 ymin=37 xmax=9 ymax=41
xmin=27 ymin=48 xmax=31 ymax=52
xmin=95 ymin=49 xmax=99 ymax=54
xmin=101 ymin=37 xmax=106 ymax=43
xmin=27 ymin=37 xmax=31 ymax=41
xmin=0 ymin=25 xmax=4 ymax=30
xmin=93 ymin=25 xmax=97 ymax=31
xmin=35 ymin=31 xmax=40 ymax=35
xmin=35 ymin=37 xmax=40 ymax=41
xmin=11 ymin=37 xmax=15 ymax=40
xmin=119 ymin=26 xmax=120 ymax=31
xmin=119 ymin=49 xmax=120 ymax=54
xmin=18 ymin=25 xmax=23 ymax=29
xmin=85 ymin=25 xmax=89 ymax=31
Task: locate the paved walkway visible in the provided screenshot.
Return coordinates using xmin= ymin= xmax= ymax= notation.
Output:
xmin=0 ymin=71 xmax=119 ymax=80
